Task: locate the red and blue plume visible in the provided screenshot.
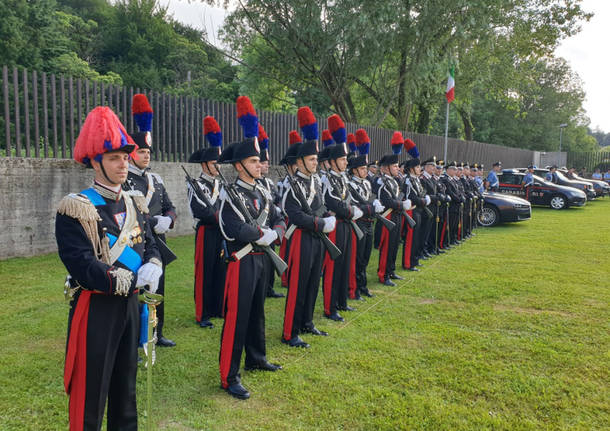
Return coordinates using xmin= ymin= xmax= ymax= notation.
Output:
xmin=297 ymin=106 xmax=318 ymax=141
xmin=347 ymin=133 xmax=357 ymax=153
xmin=355 ymin=128 xmax=370 ymax=156
xmin=327 ymin=114 xmax=346 ymax=144
xmin=258 ymin=124 xmax=269 ymax=150
xmin=403 ymin=138 xmax=419 ymax=158
xmin=236 ymin=96 xmax=258 ymax=139
xmin=391 ymin=131 xmax=404 ymax=155
xmin=131 ymin=94 xmax=153 ymax=133
xmin=289 ymin=130 xmax=302 ymax=146
xmin=203 ymin=116 xmax=222 ymax=150
xmin=321 ymin=129 xmax=333 ymax=147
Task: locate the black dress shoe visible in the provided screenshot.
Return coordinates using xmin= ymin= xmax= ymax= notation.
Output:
xmin=244 ymin=361 xmax=283 ymax=372
xmin=383 ymin=278 xmax=396 ymax=286
xmin=281 ymin=336 xmax=310 ymax=348
xmin=198 ymin=319 xmax=214 ymax=329
xmin=266 ymin=290 xmax=285 ymax=298
xmin=224 ymin=383 xmax=250 ymax=400
xmin=351 ymin=295 xmax=365 ymax=301
xmin=156 ymin=336 xmax=176 ymax=347
xmin=420 ymin=255 xmax=429 ymax=260
xmin=361 ymin=290 xmax=374 ymax=298
xmin=324 ymin=312 xmax=344 ymax=322
xmin=302 ymin=326 xmax=328 ymax=336
xmin=407 ymin=267 xmax=420 ymax=272
xmin=342 ymin=305 xmax=356 ymax=312
xmin=437 ymin=249 xmax=446 ymax=254
xmin=389 ymin=273 xmax=404 ymax=280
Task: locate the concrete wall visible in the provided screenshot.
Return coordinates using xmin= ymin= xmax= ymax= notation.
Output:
xmin=0 ymin=158 xmax=213 ymax=260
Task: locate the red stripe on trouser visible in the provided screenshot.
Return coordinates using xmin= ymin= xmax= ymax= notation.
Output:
xmin=194 ymin=226 xmax=205 ymax=322
xmin=403 ymin=210 xmax=414 ymax=269
xmin=458 ymin=221 xmax=461 ymax=241
xmin=348 ymin=230 xmax=357 ymax=298
xmin=323 ymin=229 xmax=337 ymax=315
xmin=440 ymin=220 xmax=447 ymax=248
xmin=280 ymin=238 xmax=288 ymax=287
xmin=283 ymin=229 xmax=302 ymax=340
xmin=64 ymin=290 xmax=92 ymax=431
xmin=220 ymin=259 xmax=241 ymax=388
xmin=377 ymin=222 xmax=390 ymax=282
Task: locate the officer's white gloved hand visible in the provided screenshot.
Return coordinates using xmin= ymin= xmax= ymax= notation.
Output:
xmin=352 ymin=206 xmax=363 ymax=221
xmin=255 ymin=228 xmax=278 ymax=246
xmin=322 ymin=216 xmax=336 ymax=233
xmin=402 ymin=199 xmax=412 ymax=210
xmin=424 ymin=195 xmax=431 ymax=206
xmin=136 ymin=262 xmax=163 ymax=293
xmin=446 ymin=196 xmax=452 ymax=202
xmin=373 ymin=199 xmax=384 ymax=213
xmin=153 ymin=215 xmax=172 ymax=234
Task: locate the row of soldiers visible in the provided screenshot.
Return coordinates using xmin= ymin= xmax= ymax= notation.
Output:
xmin=55 ymin=95 xmax=486 ymax=429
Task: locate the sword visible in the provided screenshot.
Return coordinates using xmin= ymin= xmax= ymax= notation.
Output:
xmin=139 ymin=290 xmax=163 ymax=431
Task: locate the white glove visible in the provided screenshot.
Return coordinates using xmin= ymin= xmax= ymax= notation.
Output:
xmin=447 ymin=196 xmax=452 ymax=202
xmin=402 ymin=199 xmax=412 ymax=210
xmin=373 ymin=199 xmax=384 ymax=213
xmin=322 ymin=216 xmax=336 ymax=233
xmin=424 ymin=195 xmax=431 ymax=206
xmin=136 ymin=262 xmax=163 ymax=293
xmin=153 ymin=215 xmax=172 ymax=234
xmin=352 ymin=206 xmax=363 ymax=221
xmin=255 ymin=228 xmax=278 ymax=246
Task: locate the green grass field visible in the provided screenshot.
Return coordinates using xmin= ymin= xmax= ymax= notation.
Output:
xmin=1 ymin=200 xmax=609 ymax=430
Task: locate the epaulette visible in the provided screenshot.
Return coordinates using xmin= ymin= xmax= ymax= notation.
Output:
xmin=57 ymin=193 xmax=101 ymax=222
xmin=124 ymin=190 xmax=149 ymax=214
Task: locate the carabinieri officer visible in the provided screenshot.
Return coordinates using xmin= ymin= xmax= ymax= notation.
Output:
xmin=56 ymin=106 xmax=162 ymax=430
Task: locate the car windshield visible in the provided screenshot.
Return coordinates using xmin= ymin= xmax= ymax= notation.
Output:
xmin=555 ymin=171 xmax=573 ymax=182
xmin=533 ymin=175 xmax=553 ymax=186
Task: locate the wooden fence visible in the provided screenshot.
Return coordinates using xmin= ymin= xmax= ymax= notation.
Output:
xmin=1 ymin=65 xmax=535 ymax=168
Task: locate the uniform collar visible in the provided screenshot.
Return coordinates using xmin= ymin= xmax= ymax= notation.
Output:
xmin=236 ymin=178 xmax=256 ymax=191
xmin=422 ymin=171 xmax=432 ymax=179
xmin=93 ymin=181 xmax=123 ymax=201
xmin=128 ymin=164 xmax=149 ymax=176
xmin=199 ymin=171 xmax=216 ymax=183
xmin=329 ymin=169 xmax=343 ymax=178
xmin=351 ymin=175 xmax=364 ymax=184
xmin=296 ymin=170 xmax=311 ymax=180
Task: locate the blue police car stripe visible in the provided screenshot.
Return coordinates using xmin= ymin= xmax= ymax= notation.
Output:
xmin=80 ymin=188 xmax=106 ymax=206
xmin=106 ymin=233 xmax=143 ymax=273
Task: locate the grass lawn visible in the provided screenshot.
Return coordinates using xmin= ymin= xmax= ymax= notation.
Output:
xmin=0 ymin=200 xmax=609 ymax=430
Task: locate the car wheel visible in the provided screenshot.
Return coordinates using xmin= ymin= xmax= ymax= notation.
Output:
xmin=478 ymin=205 xmax=499 ymax=227
xmin=550 ymin=194 xmax=567 ymax=210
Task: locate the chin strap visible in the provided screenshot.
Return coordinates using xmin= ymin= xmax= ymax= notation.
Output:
xmin=239 ymin=161 xmax=256 ymax=181
xmin=300 ymin=157 xmax=314 ymax=175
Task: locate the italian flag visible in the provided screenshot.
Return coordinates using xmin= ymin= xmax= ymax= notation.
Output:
xmin=445 ymin=66 xmax=455 ymax=103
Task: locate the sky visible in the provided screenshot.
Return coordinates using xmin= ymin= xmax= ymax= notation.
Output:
xmin=162 ymin=0 xmax=610 ymax=133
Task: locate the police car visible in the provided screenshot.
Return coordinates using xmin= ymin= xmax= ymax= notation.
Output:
xmin=477 ymin=192 xmax=531 ymax=227
xmin=558 ymin=169 xmax=610 ymax=197
xmin=522 ymin=168 xmax=597 ymax=201
xmin=498 ymin=169 xmax=586 ymax=209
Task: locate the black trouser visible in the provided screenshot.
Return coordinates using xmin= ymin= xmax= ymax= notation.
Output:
xmin=376 ymin=211 xmax=401 ymax=282
xmin=323 ymin=220 xmax=351 ymax=315
xmin=449 ymin=208 xmax=460 ymax=244
xmin=219 ymin=253 xmax=267 ymax=388
xmin=402 ymin=209 xmax=422 ymax=269
xmin=282 ymin=230 xmax=324 ymax=340
xmin=427 ymin=204 xmax=442 ymax=252
xmin=420 ymin=206 xmax=435 ymax=254
xmin=355 ymin=219 xmax=373 ymax=295
xmin=65 ymin=291 xmax=139 ymax=431
xmin=194 ymin=225 xmax=226 ymax=322
xmin=265 ymin=244 xmax=277 ymax=296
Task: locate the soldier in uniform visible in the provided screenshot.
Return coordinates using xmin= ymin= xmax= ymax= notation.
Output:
xmin=441 ymin=162 xmax=465 ymax=246
xmin=257 ymin=124 xmax=285 ymax=299
xmin=282 ymin=108 xmax=334 ymax=347
xmin=420 ymin=157 xmax=443 ymax=256
xmin=322 ymin=114 xmax=364 ymax=320
xmin=401 ymin=157 xmax=430 ymax=271
xmin=347 ymin=129 xmax=383 ymax=299
xmin=56 ymin=106 xmax=162 ymax=430
xmin=218 ymin=97 xmax=285 ymax=400
xmin=375 ymin=132 xmax=410 ymax=286
xmin=459 ymin=163 xmax=475 ymax=239
xmin=433 ymin=160 xmax=451 ymax=252
xmin=187 ymin=116 xmax=225 ymax=329
xmin=126 ymin=94 xmax=177 ymax=347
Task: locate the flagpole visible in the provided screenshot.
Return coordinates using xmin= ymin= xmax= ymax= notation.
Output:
xmin=443 ymin=101 xmax=449 ymax=162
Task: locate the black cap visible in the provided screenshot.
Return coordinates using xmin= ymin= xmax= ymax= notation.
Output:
xmin=404 ymin=158 xmax=420 ymax=170
xmin=279 ymin=143 xmax=302 ymax=166
xmin=328 ymin=142 xmax=348 ymax=160
xmin=318 ymin=146 xmax=330 ymax=163
xmin=188 ymin=147 xmax=220 ymax=163
xmin=130 ymin=131 xmax=152 ymax=150
xmin=217 ymin=143 xmax=236 ymax=164
xmin=492 ymin=161 xmax=502 ymax=167
xmin=379 ymin=154 xmax=398 ymax=166
xmin=259 ymin=149 xmax=269 ymax=163
xmin=367 ymin=160 xmax=378 ymax=167
xmin=297 ymin=140 xmax=319 ymax=158
xmin=348 ymin=155 xmax=368 ymax=170
xmin=423 ymin=157 xmax=436 ymax=166
xmin=446 ymin=161 xmax=457 ymax=169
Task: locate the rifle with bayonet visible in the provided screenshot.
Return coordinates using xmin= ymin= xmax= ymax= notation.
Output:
xmin=381 ymin=176 xmax=416 ymax=228
xmin=280 ymin=167 xmax=342 ymax=260
xmin=217 ymin=170 xmax=288 ymax=276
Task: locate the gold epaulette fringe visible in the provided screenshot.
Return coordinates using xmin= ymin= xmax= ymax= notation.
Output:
xmin=57 ymin=193 xmax=101 ymax=222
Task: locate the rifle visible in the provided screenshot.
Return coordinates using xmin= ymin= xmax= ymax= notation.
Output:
xmin=375 ymin=210 xmax=396 ymax=231
xmin=217 ymin=170 xmax=288 ymax=276
xmin=458 ymin=202 xmax=464 ymax=240
xmin=280 ymin=167 xmax=342 ymax=260
xmin=445 ymin=201 xmax=451 ymax=244
xmin=434 ymin=200 xmax=440 ymax=253
xmin=182 ymin=165 xmax=214 ymax=209
xmin=381 ymin=176 xmax=416 ymax=228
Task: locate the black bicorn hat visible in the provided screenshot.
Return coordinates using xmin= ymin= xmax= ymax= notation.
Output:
xmin=188 ymin=147 xmax=220 ymax=163
xmin=279 ymin=142 xmax=303 ymax=166
xmin=379 ymin=154 xmax=399 ymax=166
xmin=403 ymin=157 xmax=421 ymax=170
xmin=348 ymin=154 xmax=368 ymax=170
xmin=328 ymin=141 xmax=349 ymax=160
xmin=297 ymin=140 xmax=319 ymax=158
xmin=318 ymin=146 xmax=331 ymax=163
xmin=221 ymin=137 xmax=260 ymax=164
xmin=130 ymin=131 xmax=152 ymax=150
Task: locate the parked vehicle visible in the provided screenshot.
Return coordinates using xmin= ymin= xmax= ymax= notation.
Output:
xmin=522 ymin=168 xmax=597 ymax=201
xmin=558 ymin=169 xmax=610 ymax=197
xmin=478 ymin=191 xmax=531 ymax=227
